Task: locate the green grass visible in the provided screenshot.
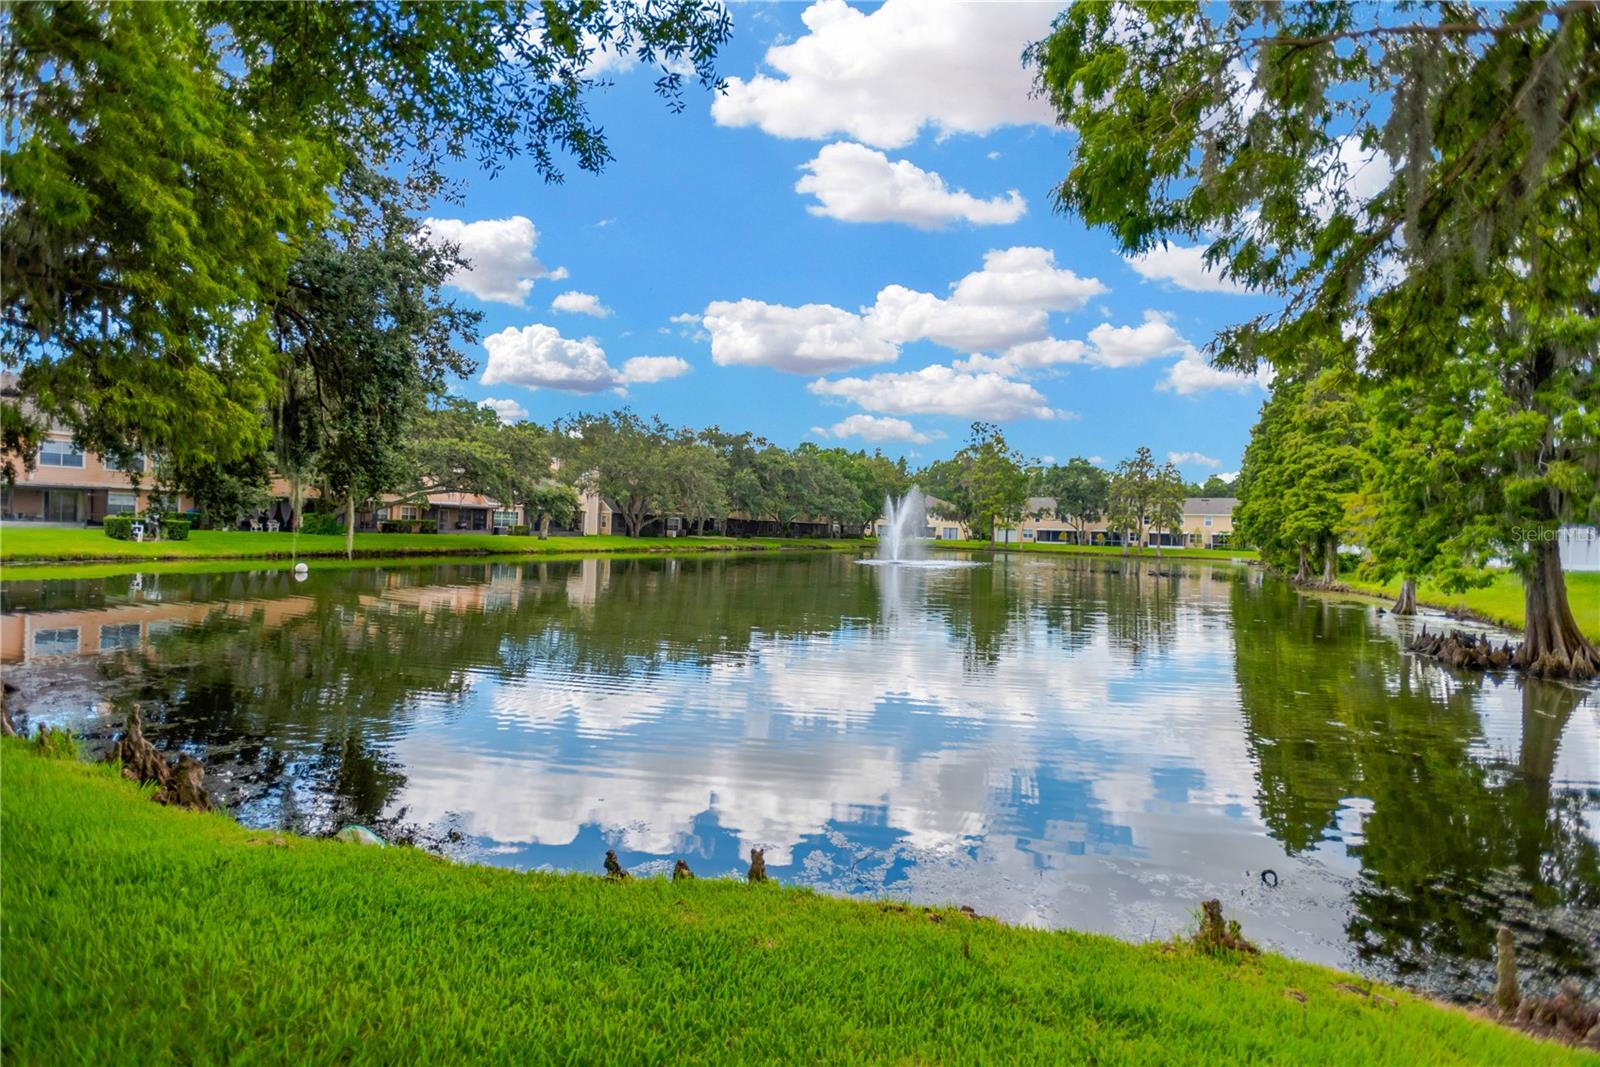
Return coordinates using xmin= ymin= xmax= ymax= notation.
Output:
xmin=2 ymin=741 xmax=1573 ymax=1064
xmin=0 ymin=526 xmax=858 ymax=566
xmin=1341 ymin=571 xmax=1600 ymax=643
xmin=934 ymin=539 xmax=1261 ymax=562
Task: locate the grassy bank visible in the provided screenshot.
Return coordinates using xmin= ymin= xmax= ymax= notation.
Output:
xmin=935 ymin=539 xmax=1260 ymax=563
xmin=2 ymin=742 xmax=1572 ymax=1064
xmin=1339 ymin=571 xmax=1600 ymax=644
xmin=0 ymin=526 xmax=858 ymax=566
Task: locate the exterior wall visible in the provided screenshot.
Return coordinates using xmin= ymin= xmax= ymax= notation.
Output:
xmin=870 ymin=516 xmax=972 ymax=541
xmin=578 ymin=488 xmax=614 ymax=536
xmin=2 ymin=432 xmax=177 ymax=521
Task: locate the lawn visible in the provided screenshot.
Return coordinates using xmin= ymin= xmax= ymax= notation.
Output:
xmin=1 ymin=740 xmax=1573 ymax=1065
xmin=1342 ymin=571 xmax=1600 ymax=643
xmin=0 ymin=526 xmax=858 ymax=565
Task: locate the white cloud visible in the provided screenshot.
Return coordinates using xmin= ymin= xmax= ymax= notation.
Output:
xmin=949 ymin=247 xmax=1106 ymax=310
xmin=551 ymin=291 xmax=612 ymax=318
xmin=480 ymin=325 xmax=688 ymax=393
xmin=703 ymin=247 xmax=1106 ymax=375
xmin=1167 ymin=451 xmax=1221 ymax=468
xmin=1125 ymin=243 xmax=1251 ymax=295
xmin=795 ymin=142 xmax=1025 ymax=229
xmin=619 ymin=355 xmax=691 ymax=385
xmin=712 ymin=0 xmax=1056 ymax=149
xmin=812 ymin=414 xmax=938 ymax=445
xmin=1085 ymin=311 xmax=1194 ymax=368
xmin=866 ymin=247 xmax=1107 ymax=354
xmin=1218 ymin=471 xmax=1239 ymax=482
xmin=702 ymin=299 xmax=898 ymax=374
xmin=422 ymin=216 xmax=558 ymax=305
xmin=953 ymin=338 xmax=1088 ymax=377
xmin=1158 ymin=351 xmax=1272 ymax=395
xmin=809 ymin=365 xmax=1064 ymax=421
xmin=867 ymin=285 xmax=1045 ymax=352
xmin=481 ymin=397 xmax=529 ymax=424
xmin=1088 ymin=455 xmax=1105 ymax=465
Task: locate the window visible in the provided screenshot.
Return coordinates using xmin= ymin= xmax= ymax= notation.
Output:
xmin=32 ymin=628 xmax=80 ymax=656
xmin=107 ymin=490 xmax=138 ymax=514
xmin=38 ymin=440 xmax=85 ymax=467
xmin=99 ymin=623 xmax=142 ymax=652
xmin=396 ymin=505 xmax=420 ymax=521
xmin=493 ymin=509 xmax=518 ymax=527
xmin=1204 ymin=517 xmax=1213 ymax=527
xmin=104 ymin=453 xmax=145 ymax=473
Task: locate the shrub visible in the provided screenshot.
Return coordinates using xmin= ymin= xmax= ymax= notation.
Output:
xmin=160 ymin=518 xmax=191 ymax=541
xmin=378 ymin=520 xmax=432 ymax=534
xmin=299 ymin=512 xmax=344 ymax=537
xmin=103 ymin=515 xmax=136 ymax=540
xmin=510 ymin=525 xmax=530 ymax=536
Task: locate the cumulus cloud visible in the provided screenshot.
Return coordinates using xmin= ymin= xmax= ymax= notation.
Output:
xmin=952 ymin=338 xmax=1089 ymax=377
xmin=1158 ymin=350 xmax=1272 ymax=395
xmin=480 ymin=324 xmax=689 ymax=393
xmin=809 ymin=365 xmax=1064 ymax=421
xmin=618 ymin=355 xmax=691 ymax=384
xmin=866 ymin=285 xmax=1046 ymax=352
xmin=702 ymin=247 xmax=1106 ymax=374
xmin=422 ymin=216 xmax=559 ymax=305
xmin=796 ymin=142 xmax=1025 ymax=229
xmin=1167 ymin=451 xmax=1221 ymax=468
xmin=1124 ymin=243 xmax=1251 ymax=295
xmin=949 ymin=247 xmax=1106 ymax=310
xmin=712 ymin=0 xmax=1056 ymax=149
xmin=551 ymin=291 xmax=612 ymax=318
xmin=811 ymin=414 xmax=938 ymax=445
xmin=481 ymin=397 xmax=529 ymax=424
xmin=866 ymin=247 xmax=1107 ymax=353
xmin=1085 ymin=311 xmax=1195 ymax=368
xmin=701 ymin=299 xmax=898 ymax=374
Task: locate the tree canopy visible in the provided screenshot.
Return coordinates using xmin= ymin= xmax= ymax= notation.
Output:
xmin=2 ymin=0 xmax=731 ymax=472
xmin=1031 ymin=1 xmax=1599 ymax=676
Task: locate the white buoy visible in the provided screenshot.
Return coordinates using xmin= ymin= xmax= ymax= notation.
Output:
xmin=293 ymin=562 xmax=309 ymax=581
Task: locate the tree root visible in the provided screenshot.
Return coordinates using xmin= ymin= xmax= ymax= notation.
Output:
xmin=101 ymin=706 xmax=213 ymax=811
xmin=1192 ymin=899 xmax=1257 ymax=955
xmin=1407 ymin=627 xmax=1516 ymax=671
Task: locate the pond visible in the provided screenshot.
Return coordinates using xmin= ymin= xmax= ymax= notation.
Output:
xmin=3 ymin=551 xmax=1596 ymax=1001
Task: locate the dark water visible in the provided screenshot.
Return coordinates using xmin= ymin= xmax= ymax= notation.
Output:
xmin=3 ymin=552 xmax=1597 ymax=1000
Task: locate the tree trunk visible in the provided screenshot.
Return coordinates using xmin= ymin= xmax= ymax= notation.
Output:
xmin=345 ymin=495 xmax=355 ymax=561
xmin=1514 ymin=536 xmax=1598 ymax=680
xmin=1295 ymin=543 xmax=1309 ymax=583
xmin=1321 ymin=537 xmax=1337 ymax=586
xmin=538 ymin=513 xmax=550 ymax=540
xmin=291 ymin=472 xmax=302 ymax=533
xmin=1392 ymin=578 xmax=1417 ymax=615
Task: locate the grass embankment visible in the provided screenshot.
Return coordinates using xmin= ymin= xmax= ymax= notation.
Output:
xmin=2 ymin=742 xmax=1573 ymax=1064
xmin=0 ymin=527 xmax=857 ymax=566
xmin=935 ymin=539 xmax=1261 ymax=563
xmin=1340 ymin=571 xmax=1600 ymax=644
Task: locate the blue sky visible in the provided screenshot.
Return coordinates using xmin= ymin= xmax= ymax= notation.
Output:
xmin=425 ymin=0 xmax=1279 ymax=479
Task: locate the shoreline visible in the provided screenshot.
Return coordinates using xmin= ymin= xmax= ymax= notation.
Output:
xmin=2 ymin=738 xmax=1580 ymax=1064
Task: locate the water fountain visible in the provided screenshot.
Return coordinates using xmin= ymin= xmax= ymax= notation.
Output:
xmin=863 ymin=487 xmax=981 ymax=570
xmin=877 ymin=486 xmax=929 ymax=563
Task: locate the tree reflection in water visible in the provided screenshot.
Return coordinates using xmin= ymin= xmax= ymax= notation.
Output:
xmin=3 ymin=553 xmax=1593 ymax=998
